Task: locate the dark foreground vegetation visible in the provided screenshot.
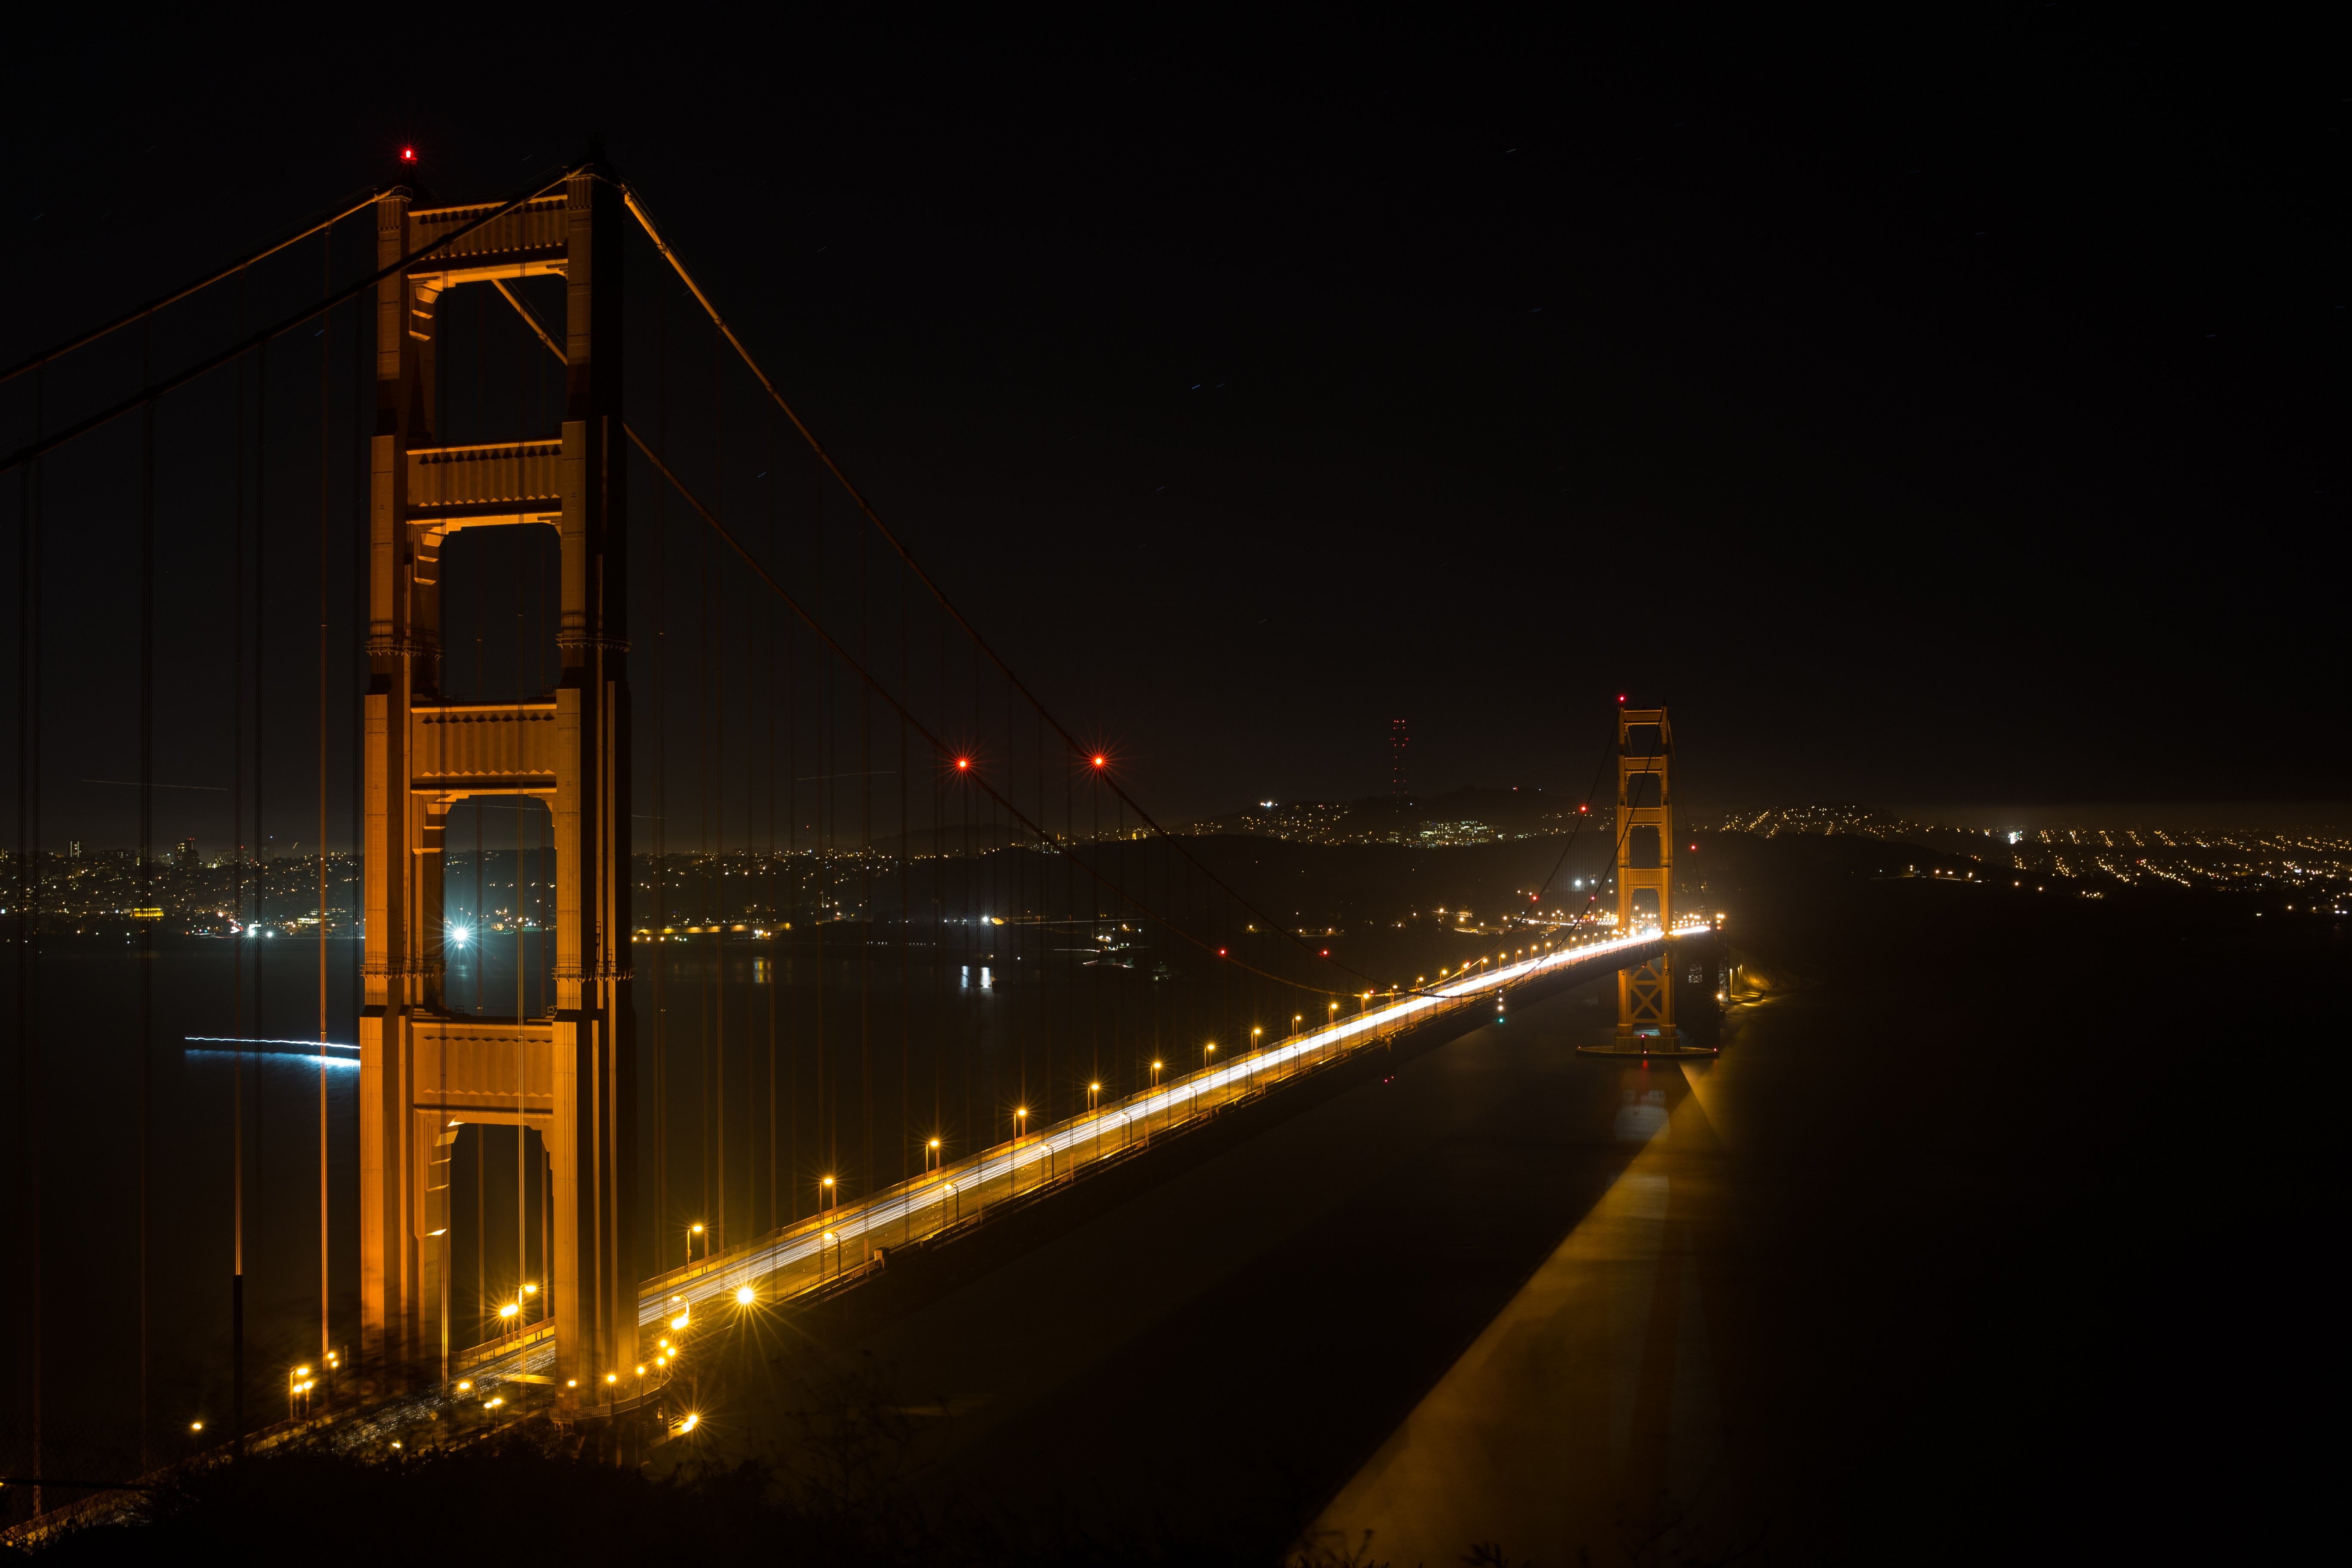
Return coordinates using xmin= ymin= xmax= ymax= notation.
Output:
xmin=5 ymin=1430 xmax=1498 ymax=1568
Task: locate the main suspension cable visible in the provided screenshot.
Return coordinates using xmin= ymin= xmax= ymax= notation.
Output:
xmin=0 ymin=163 xmax=586 ymax=478
xmin=489 ymin=277 xmax=1353 ymax=997
xmin=0 ymin=186 xmax=382 ymax=389
xmin=620 ymin=423 xmax=1351 ymax=996
xmin=616 ymin=184 xmax=1365 ymax=989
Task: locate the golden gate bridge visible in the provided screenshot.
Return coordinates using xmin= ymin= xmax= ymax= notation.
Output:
xmin=0 ymin=151 xmax=1711 ymax=1524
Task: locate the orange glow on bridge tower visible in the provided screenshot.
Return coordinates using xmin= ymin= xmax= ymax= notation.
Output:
xmin=1614 ymin=705 xmax=1677 ymax=1048
xmin=357 ymin=166 xmax=637 ymax=1411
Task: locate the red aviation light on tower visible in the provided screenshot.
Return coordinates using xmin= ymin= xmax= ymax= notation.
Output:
xmin=1091 ymin=754 xmax=1107 ymax=769
xmin=954 ymin=757 xmax=971 ymax=772
xmin=400 ymin=147 xmax=417 ymax=165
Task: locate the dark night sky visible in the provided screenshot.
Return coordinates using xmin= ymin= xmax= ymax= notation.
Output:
xmin=4 ymin=14 xmax=2343 ymax=843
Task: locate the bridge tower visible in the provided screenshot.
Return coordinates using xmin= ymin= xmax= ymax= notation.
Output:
xmin=358 ymin=167 xmax=637 ymax=1409
xmin=1614 ymin=706 xmax=1677 ymax=1048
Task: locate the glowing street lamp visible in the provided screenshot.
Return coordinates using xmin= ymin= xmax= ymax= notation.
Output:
xmin=689 ymin=1221 xmax=705 ymax=1265
xmin=926 ymin=1136 xmax=943 ymax=1174
xmin=1087 ymin=1081 xmax=1101 ymax=1112
xmin=820 ymin=1176 xmax=836 ymax=1214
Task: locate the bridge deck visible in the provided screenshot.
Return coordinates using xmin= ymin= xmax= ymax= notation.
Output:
xmin=453 ymin=923 xmax=1700 ymax=1391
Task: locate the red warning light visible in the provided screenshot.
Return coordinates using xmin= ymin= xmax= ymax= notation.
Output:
xmin=1320 ymin=949 xmax=1329 ymax=957
xmin=954 ymin=757 xmax=970 ymax=772
xmin=400 ymin=147 xmax=417 ymax=163
xmin=1091 ymin=755 xmax=1106 ymax=768
xmin=1217 ymin=947 xmax=1227 ymax=957
xmin=1617 ymin=694 xmax=1625 ymax=703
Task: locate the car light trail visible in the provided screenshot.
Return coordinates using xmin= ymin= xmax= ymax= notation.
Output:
xmin=445 ymin=922 xmax=1709 ymax=1377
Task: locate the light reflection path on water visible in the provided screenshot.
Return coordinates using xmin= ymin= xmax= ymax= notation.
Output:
xmin=1310 ymin=1058 xmax=1718 ymax=1565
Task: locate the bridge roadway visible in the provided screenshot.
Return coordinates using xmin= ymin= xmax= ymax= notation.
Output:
xmin=443 ymin=921 xmax=1706 ymax=1403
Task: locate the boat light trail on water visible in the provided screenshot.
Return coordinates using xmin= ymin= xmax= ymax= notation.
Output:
xmin=184 ymin=1036 xmax=361 ymax=1069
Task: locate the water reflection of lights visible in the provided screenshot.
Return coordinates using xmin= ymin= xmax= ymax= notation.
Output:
xmin=1614 ymin=1089 xmax=1670 ymax=1143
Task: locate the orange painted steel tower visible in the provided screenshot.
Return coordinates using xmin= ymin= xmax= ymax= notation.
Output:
xmin=357 ymin=166 xmax=637 ymax=1409
xmin=1613 ymin=706 xmax=1677 ymax=1047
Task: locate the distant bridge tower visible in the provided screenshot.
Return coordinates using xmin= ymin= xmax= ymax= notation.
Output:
xmin=1613 ymin=705 xmax=1677 ymax=1048
xmin=358 ymin=166 xmax=637 ymax=1409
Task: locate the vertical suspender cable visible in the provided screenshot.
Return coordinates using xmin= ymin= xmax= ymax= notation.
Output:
xmin=815 ymin=487 xmax=829 ymax=1198
xmin=859 ymin=522 xmax=872 ymax=1202
xmin=932 ymin=603 xmax=943 ymax=1155
xmin=697 ymin=454 xmax=710 ymax=1243
xmin=316 ymin=228 xmax=332 ymax=1374
xmin=741 ymin=450 xmax=756 ymax=1229
xmin=518 ymin=526 xmax=533 ymax=1309
xmin=229 ymin=309 xmax=245 ymax=1457
xmin=765 ymin=407 xmax=778 ymax=1239
xmin=713 ymin=330 xmax=725 ymax=1249
xmin=139 ymin=320 xmax=155 ymax=1473
xmin=652 ymin=282 xmax=668 ymax=1263
xmin=21 ymin=373 xmax=43 ymax=1514
xmin=1044 ymin=700 xmax=1054 ymax=1128
xmin=784 ymin=481 xmax=798 ymax=1231
xmin=352 ymin=287 xmax=368 ymax=1123
xmin=899 ymin=568 xmax=909 ymax=1190
xmin=784 ymin=464 xmax=798 ymax=1229
xmin=1004 ymin=671 xmax=1017 ymax=1120
xmin=253 ymin=330 xmax=268 ymax=1274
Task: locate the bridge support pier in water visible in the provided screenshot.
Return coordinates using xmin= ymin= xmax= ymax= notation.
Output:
xmin=357 ymin=166 xmax=637 ymax=1409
